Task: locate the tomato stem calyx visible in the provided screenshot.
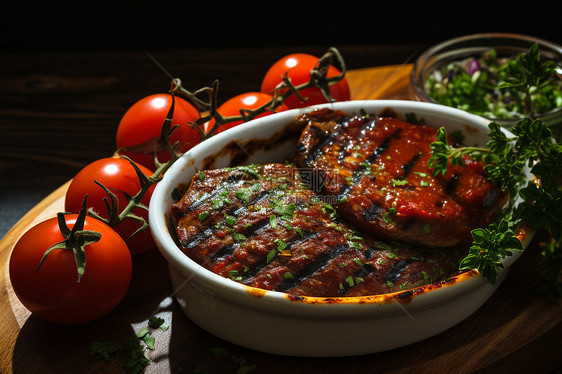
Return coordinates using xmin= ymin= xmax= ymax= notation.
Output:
xmin=172 ymin=47 xmax=348 ymax=138
xmin=93 ymin=47 xmax=350 ymax=247
xmin=37 ymin=195 xmax=101 ymax=282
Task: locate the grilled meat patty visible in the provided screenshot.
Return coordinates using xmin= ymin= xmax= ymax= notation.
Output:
xmin=295 ymin=109 xmax=503 ymax=248
xmin=171 ymin=163 xmax=464 ymax=297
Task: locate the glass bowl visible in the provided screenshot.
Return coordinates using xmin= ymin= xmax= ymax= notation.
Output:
xmin=410 ymin=33 xmax=562 ymax=130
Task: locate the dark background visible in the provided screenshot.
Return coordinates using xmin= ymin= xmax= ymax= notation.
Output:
xmin=1 ymin=0 xmax=561 ymax=52
xmin=1 ymin=0 xmax=561 ymax=238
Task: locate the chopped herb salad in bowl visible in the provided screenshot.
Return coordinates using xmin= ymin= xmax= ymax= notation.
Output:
xmin=410 ymin=33 xmax=562 ymax=138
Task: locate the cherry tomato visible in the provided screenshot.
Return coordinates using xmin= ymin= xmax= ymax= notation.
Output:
xmin=65 ymin=157 xmax=155 ymax=255
xmin=116 ymin=93 xmax=201 ymax=171
xmin=260 ymin=53 xmax=351 ymax=109
xmin=9 ymin=214 xmax=132 ymax=325
xmin=204 ymin=92 xmax=289 ymax=134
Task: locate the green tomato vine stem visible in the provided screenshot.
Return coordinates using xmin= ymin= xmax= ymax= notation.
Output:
xmin=92 ymin=47 xmax=348 ymax=244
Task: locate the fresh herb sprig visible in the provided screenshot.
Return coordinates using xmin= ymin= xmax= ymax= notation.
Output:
xmin=425 ymin=43 xmax=562 ymax=123
xmin=497 ymin=43 xmax=560 ymax=118
xmin=429 ymin=118 xmax=562 ymax=294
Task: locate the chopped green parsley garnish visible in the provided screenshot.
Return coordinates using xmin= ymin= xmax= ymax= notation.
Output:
xmin=236 ymin=165 xmax=260 ymax=179
xmin=235 ymin=188 xmax=253 ymax=203
xmin=274 ymin=203 xmax=296 ymax=218
xmin=392 ymin=179 xmax=409 ymax=186
xmin=228 ymin=270 xmax=242 ymax=281
xmin=274 ymin=238 xmax=287 ymax=251
xmin=269 ymin=214 xmax=277 ymax=229
xmin=232 ymin=232 xmax=247 ymax=242
xmin=353 ymin=258 xmax=365 ymax=267
xmin=266 ymin=249 xmax=277 ymax=263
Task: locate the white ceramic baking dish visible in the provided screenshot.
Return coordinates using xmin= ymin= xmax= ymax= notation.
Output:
xmin=149 ymin=100 xmax=533 ymax=357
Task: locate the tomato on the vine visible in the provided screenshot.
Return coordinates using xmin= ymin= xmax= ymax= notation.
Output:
xmin=9 ymin=212 xmax=132 ymax=325
xmin=205 ymin=92 xmax=289 ymax=134
xmin=260 ymin=53 xmax=351 ymax=109
xmin=65 ymin=157 xmax=155 ymax=255
xmin=116 ymin=93 xmax=201 ymax=171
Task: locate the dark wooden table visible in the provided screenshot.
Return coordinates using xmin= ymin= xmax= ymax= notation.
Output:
xmin=1 ymin=44 xmax=561 ymax=374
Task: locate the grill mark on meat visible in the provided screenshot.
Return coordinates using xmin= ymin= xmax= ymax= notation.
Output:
xmin=385 ymin=259 xmax=417 ymax=284
xmin=338 ymin=263 xmax=377 ymax=295
xmin=240 ymin=230 xmax=320 ymax=280
xmin=212 ymin=199 xmax=312 ymax=263
xmin=179 ymin=186 xmax=274 ymax=251
xmin=364 ymin=202 xmax=383 ymax=221
xmin=304 ymin=124 xmax=341 ymax=165
xmin=365 ymin=132 xmax=397 ymax=164
xmin=364 ymin=247 xmax=377 ymax=260
xmin=306 ymin=116 xmax=379 ymax=166
xmin=180 ymin=226 xmax=216 ymax=249
xmin=336 ymin=131 xmax=399 ymax=201
xmin=275 ymin=243 xmax=351 ymax=292
xmin=210 ymin=243 xmax=237 ymax=262
xmin=444 ymin=174 xmax=459 ymax=195
xmin=177 ymin=169 xmax=265 ymax=217
xmin=400 ymin=152 xmax=422 ymax=179
xmin=336 ymin=117 xmax=379 ymax=162
xmin=175 ymin=184 xmax=233 ymax=218
xmin=211 ymin=217 xmax=273 ymax=262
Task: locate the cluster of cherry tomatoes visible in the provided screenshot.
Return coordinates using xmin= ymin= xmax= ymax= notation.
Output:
xmin=9 ymin=52 xmax=351 ymax=325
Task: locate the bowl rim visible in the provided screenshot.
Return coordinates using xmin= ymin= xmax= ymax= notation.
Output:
xmin=149 ymin=99 xmax=534 ymax=310
xmin=410 ymin=32 xmax=562 ymax=123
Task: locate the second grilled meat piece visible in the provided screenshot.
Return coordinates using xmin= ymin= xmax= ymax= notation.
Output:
xmin=295 ymin=108 xmax=503 ymax=248
xmin=171 ymin=163 xmax=465 ymax=297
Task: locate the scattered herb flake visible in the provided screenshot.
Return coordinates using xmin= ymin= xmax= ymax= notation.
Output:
xmin=274 ymin=238 xmax=287 ymax=251
xmin=199 ymin=211 xmax=209 ymax=221
xmin=266 ymin=249 xmax=277 ymax=263
xmin=232 ymin=232 xmax=247 ymax=242
xmin=392 ymin=179 xmax=408 ymax=186
xmin=235 ymin=188 xmax=253 ymax=203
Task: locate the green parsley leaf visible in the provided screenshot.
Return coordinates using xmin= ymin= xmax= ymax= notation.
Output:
xmin=459 ymin=218 xmax=523 ymax=284
xmin=274 ymin=238 xmax=287 ymax=251
xmin=235 ymin=188 xmax=253 ymax=203
xmin=391 ymin=179 xmax=409 ymax=186
xmin=266 ymin=249 xmax=277 ymax=263
xmin=274 ymin=203 xmax=296 ymax=218
xmin=269 ymin=214 xmax=277 ymax=229
xmin=232 ymin=232 xmax=247 ymax=242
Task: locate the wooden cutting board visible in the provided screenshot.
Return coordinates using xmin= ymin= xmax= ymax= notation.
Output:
xmin=1 ymin=64 xmax=561 ymax=374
